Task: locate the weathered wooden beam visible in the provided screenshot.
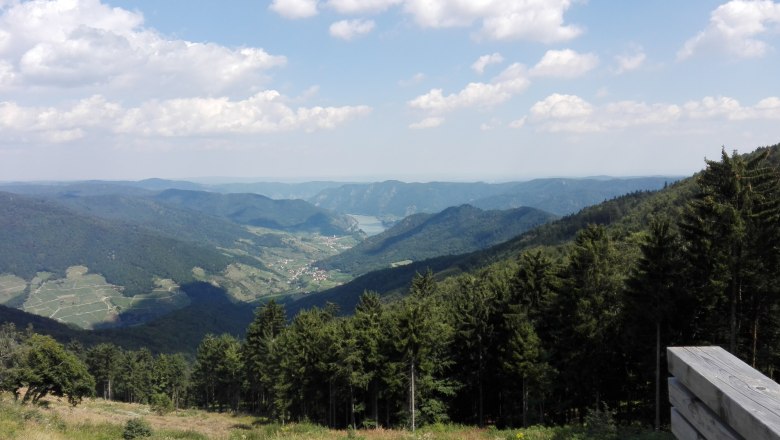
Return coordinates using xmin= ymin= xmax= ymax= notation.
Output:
xmin=668 ymin=346 xmax=780 ymax=440
xmin=668 ymin=377 xmax=743 ymax=440
xmin=671 ymin=407 xmax=707 ymax=440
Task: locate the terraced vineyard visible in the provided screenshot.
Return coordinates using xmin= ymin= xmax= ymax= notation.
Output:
xmin=19 ymin=266 xmax=189 ymax=329
xmin=0 ymin=274 xmax=26 ymax=305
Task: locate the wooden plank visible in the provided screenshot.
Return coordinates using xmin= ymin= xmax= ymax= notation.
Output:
xmin=668 ymin=346 xmax=780 ymax=440
xmin=668 ymin=377 xmax=743 ymax=440
xmin=672 ymin=407 xmax=707 ymax=440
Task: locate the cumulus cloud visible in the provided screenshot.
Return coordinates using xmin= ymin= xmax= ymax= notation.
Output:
xmin=530 ymin=49 xmax=598 ymax=78
xmin=409 ymin=116 xmax=444 ymax=129
xmin=0 ymin=92 xmax=372 ymax=142
xmin=329 ymin=19 xmax=375 ymax=40
xmin=525 ymin=93 xmax=780 ymax=133
xmin=614 ymin=48 xmax=646 ymax=74
xmin=398 ymin=72 xmax=425 ymax=86
xmin=408 ymin=63 xmax=529 ymax=113
xmin=678 ymin=0 xmax=780 ymax=60
xmin=269 ymin=0 xmax=319 ymax=19
xmin=402 ymin=0 xmax=582 ymax=42
xmin=327 ymin=0 xmax=402 ymax=14
xmin=471 ymin=52 xmax=504 ymax=74
xmin=272 ymin=0 xmax=582 ymax=43
xmin=0 ymin=0 xmax=286 ymax=95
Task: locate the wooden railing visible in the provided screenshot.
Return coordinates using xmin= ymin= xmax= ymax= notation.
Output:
xmin=667 ymin=346 xmax=780 ymax=440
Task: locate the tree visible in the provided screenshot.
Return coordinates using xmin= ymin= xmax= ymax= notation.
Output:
xmin=86 ymin=343 xmax=121 ymax=400
xmin=243 ymin=300 xmax=286 ymax=415
xmin=152 ymin=353 xmax=189 ymax=410
xmin=451 ymin=274 xmax=496 ymax=426
xmin=18 ymin=334 xmax=95 ymax=406
xmin=679 ymin=148 xmax=780 ymax=362
xmin=556 ymin=225 xmax=624 ymax=414
xmin=351 ymin=291 xmax=386 ymax=428
xmin=192 ymin=334 xmax=243 ymax=412
xmin=625 ymin=218 xmax=684 ymax=430
xmin=394 ymin=271 xmax=455 ymax=430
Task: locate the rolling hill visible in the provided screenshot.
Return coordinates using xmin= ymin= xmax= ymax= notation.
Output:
xmin=318 ymin=204 xmax=557 ymax=275
xmin=153 ymin=189 xmax=359 ymax=235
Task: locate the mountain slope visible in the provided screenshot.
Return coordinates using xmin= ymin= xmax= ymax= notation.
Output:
xmin=318 ymin=205 xmax=557 ymax=275
xmin=470 ymin=177 xmax=676 ymax=215
xmin=291 ymin=179 xmax=696 ymax=315
xmin=154 ymin=189 xmax=358 ymax=235
xmin=0 ymin=192 xmax=232 ymax=296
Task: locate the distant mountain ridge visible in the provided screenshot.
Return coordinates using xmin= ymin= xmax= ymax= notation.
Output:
xmin=308 ymin=177 xmax=676 ymax=217
xmin=318 ymin=204 xmax=557 ymax=275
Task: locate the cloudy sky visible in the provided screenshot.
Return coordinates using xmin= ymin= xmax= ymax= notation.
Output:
xmin=0 ymin=0 xmax=779 ymax=182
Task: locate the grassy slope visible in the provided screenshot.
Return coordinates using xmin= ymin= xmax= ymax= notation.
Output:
xmin=0 ymin=393 xmax=671 ymax=440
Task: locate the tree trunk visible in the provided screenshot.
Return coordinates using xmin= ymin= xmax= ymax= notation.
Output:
xmin=752 ymin=314 xmax=759 ymax=368
xmin=522 ymin=375 xmax=528 ymax=428
xmin=655 ymin=320 xmax=660 ymax=432
xmin=410 ymin=360 xmax=416 ymax=432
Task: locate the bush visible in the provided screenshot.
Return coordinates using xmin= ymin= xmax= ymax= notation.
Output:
xmin=123 ymin=418 xmax=153 ymax=439
xmin=584 ymin=406 xmax=617 ymax=440
xmin=151 ymin=393 xmax=174 ymax=415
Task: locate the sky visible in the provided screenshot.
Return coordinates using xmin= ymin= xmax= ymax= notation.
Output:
xmin=0 ymin=0 xmax=779 ymax=182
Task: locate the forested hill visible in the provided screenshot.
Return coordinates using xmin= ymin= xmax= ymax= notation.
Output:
xmin=153 ymin=189 xmax=358 ymax=235
xmin=0 ymin=192 xmax=232 ymax=295
xmin=308 ymin=176 xmax=674 ymax=217
xmin=318 ymin=205 xmax=557 ymax=275
xmin=291 ymin=177 xmax=697 ymax=315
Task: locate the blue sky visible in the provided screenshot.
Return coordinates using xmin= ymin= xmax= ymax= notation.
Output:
xmin=0 ymin=0 xmax=778 ymax=182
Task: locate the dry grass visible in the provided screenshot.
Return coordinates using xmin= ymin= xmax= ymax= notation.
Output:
xmin=0 ymin=393 xmax=670 ymax=440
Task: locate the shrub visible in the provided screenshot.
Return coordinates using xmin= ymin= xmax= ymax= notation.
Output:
xmin=151 ymin=393 xmax=174 ymax=415
xmin=584 ymin=406 xmax=617 ymax=440
xmin=123 ymin=418 xmax=153 ymax=439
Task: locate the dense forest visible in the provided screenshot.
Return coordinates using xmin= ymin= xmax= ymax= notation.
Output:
xmin=1 ymin=146 xmax=779 ymax=435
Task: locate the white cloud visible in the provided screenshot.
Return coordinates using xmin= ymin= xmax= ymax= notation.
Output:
xmin=269 ymin=0 xmax=319 ymax=19
xmin=614 ymin=49 xmax=646 ymax=74
xmin=683 ymin=96 xmax=747 ymax=119
xmin=530 ymin=49 xmax=598 ymax=78
xmin=409 ymin=116 xmax=444 ymax=129
xmin=508 ymin=117 xmax=526 ymax=128
xmin=529 ymin=93 xmax=597 ymax=132
xmin=402 ymin=0 xmax=582 ymax=42
xmin=0 ymin=92 xmax=372 ymax=141
xmin=398 ymin=72 xmax=425 ymax=86
xmin=471 ymin=52 xmax=504 ymax=74
xmin=409 ymin=63 xmax=529 ymax=113
xmin=678 ymin=0 xmax=780 ymax=60
xmin=0 ymin=0 xmax=286 ymax=96
xmin=275 ymin=0 xmax=582 ymax=43
xmin=326 ymin=0 xmax=402 ymax=14
xmin=525 ymin=93 xmax=780 ymax=133
xmin=329 ymin=19 xmax=375 ymax=40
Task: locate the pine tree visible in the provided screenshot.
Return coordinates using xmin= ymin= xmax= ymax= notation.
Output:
xmin=625 ymin=218 xmax=683 ymax=430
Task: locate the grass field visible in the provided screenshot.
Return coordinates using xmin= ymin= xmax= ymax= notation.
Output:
xmin=0 ymin=392 xmax=672 ymax=440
